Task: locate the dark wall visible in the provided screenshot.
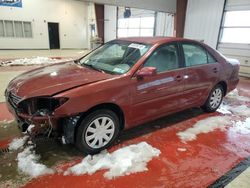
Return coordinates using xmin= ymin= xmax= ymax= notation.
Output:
xmin=175 ymin=0 xmax=188 ymax=37
xmin=95 ymin=4 xmax=104 ymax=43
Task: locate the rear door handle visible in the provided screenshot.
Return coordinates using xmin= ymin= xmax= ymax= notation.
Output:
xmin=213 ymin=68 xmax=218 ymax=73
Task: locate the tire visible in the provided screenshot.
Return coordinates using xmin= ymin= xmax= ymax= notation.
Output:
xmin=202 ymin=84 xmax=224 ymax=112
xmin=75 ymin=109 xmax=120 ymax=154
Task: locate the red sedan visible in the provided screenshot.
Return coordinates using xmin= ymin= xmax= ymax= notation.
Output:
xmin=5 ymin=37 xmax=239 ymax=154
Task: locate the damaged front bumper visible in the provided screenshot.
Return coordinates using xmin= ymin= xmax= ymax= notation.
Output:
xmin=6 ymin=99 xmax=80 ymax=144
xmin=5 ymin=91 xmax=80 ymax=143
xmin=5 ymin=94 xmax=59 ymax=135
xmin=18 ymin=113 xmax=58 ymax=136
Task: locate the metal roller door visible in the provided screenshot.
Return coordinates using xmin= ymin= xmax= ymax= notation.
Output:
xmin=217 ymin=0 xmax=250 ymax=78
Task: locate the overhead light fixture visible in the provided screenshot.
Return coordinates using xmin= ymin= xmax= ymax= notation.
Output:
xmin=124 ymin=7 xmax=131 ymax=18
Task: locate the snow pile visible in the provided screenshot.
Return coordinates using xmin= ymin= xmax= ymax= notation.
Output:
xmin=229 ymin=105 xmax=250 ymax=117
xmin=234 ymin=118 xmax=250 ymax=128
xmin=177 ymin=116 xmax=231 ymax=142
xmin=0 ymin=56 xmax=72 ymax=66
xmin=218 ymin=102 xmax=250 ymax=117
xmin=64 ymin=142 xmax=160 ymax=179
xmin=26 ymin=124 xmax=35 ymax=133
xmin=17 ymin=146 xmax=54 ymax=177
xmin=231 ymin=118 xmax=250 ymax=134
xmin=177 ymin=148 xmax=187 ymax=152
xmin=0 ymin=119 xmax=15 ymax=124
xmin=217 ymin=102 xmax=232 ymax=115
xmin=217 ymin=89 xmax=250 ymax=115
xmin=8 ymin=136 xmax=29 ymax=150
xmin=226 ymin=89 xmax=250 ymax=102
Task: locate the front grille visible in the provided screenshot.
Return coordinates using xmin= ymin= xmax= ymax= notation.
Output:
xmin=9 ymin=92 xmax=22 ymax=107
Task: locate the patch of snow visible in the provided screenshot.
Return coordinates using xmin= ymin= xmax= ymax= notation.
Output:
xmin=226 ymin=89 xmax=250 ymax=102
xmin=177 ymin=148 xmax=187 ymax=152
xmin=64 ymin=142 xmax=160 ymax=179
xmin=233 ymin=118 xmax=250 ymax=132
xmin=61 ymin=136 xmax=66 ymax=145
xmin=235 ymin=118 xmax=250 ymax=126
xmin=0 ymin=119 xmax=7 ymax=123
xmin=217 ymin=102 xmax=232 ymax=115
xmin=217 ymin=101 xmax=250 ymax=117
xmin=7 ymin=120 xmax=15 ymax=124
xmin=27 ymin=140 xmax=33 ymax=144
xmin=17 ymin=146 xmax=54 ymax=177
xmin=0 ymin=119 xmax=14 ymax=124
xmin=8 ymin=136 xmax=29 ymax=150
xmin=177 ymin=116 xmax=231 ymax=142
xmin=229 ymin=105 xmax=250 ymax=117
xmin=0 ymin=56 xmax=72 ymax=66
xmin=27 ymin=124 xmax=35 ymax=133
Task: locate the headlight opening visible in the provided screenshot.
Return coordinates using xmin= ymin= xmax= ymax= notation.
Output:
xmin=18 ymin=97 xmax=68 ymax=116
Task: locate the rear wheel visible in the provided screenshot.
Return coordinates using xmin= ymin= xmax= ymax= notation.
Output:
xmin=75 ymin=109 xmax=120 ymax=154
xmin=202 ymin=85 xmax=224 ymax=112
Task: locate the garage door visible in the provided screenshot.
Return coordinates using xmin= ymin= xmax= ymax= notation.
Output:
xmin=217 ymin=0 xmax=250 ymax=78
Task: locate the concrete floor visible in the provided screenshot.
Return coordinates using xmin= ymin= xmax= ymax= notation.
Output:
xmin=0 ymin=71 xmax=24 ymax=102
xmin=226 ymin=167 xmax=250 ymax=188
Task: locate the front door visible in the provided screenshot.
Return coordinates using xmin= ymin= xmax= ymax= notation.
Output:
xmin=129 ymin=43 xmax=185 ymax=126
xmin=48 ymin=22 xmax=60 ymax=49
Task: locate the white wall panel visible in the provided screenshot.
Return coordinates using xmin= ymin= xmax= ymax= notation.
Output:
xmin=155 ymin=12 xmax=174 ymax=37
xmin=104 ymin=5 xmax=117 ymax=42
xmin=0 ymin=0 xmax=89 ymax=49
xmin=184 ymin=0 xmax=225 ymax=49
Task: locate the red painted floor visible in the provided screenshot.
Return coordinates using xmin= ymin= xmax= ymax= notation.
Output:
xmin=0 ymin=78 xmax=250 ymax=188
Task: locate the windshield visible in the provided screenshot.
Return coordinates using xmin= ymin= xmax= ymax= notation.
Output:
xmin=79 ymin=40 xmax=151 ymax=74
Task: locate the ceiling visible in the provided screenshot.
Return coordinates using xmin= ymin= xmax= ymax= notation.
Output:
xmin=83 ymin=0 xmax=177 ymax=13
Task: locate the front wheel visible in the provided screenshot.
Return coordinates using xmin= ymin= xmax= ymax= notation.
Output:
xmin=75 ymin=109 xmax=120 ymax=154
xmin=202 ymin=85 xmax=224 ymax=112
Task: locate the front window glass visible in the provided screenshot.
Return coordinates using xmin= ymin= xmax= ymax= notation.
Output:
xmin=143 ymin=44 xmax=179 ymax=73
xmin=79 ymin=41 xmax=151 ymax=74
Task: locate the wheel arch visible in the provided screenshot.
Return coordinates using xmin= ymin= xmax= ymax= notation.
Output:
xmin=77 ymin=102 xmax=125 ymax=131
xmin=216 ymin=81 xmax=227 ymax=96
xmin=62 ymin=103 xmax=125 ymax=144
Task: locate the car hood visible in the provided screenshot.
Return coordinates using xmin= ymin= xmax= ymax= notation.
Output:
xmin=7 ymin=61 xmax=114 ymax=98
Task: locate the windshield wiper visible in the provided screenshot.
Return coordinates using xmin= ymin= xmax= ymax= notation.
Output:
xmin=74 ymin=59 xmax=80 ymax=65
xmin=82 ymin=63 xmax=106 ymax=73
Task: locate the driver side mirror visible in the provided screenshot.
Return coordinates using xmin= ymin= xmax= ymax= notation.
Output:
xmin=136 ymin=67 xmax=156 ymax=79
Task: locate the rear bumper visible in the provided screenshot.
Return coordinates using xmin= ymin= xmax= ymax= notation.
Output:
xmin=227 ymin=78 xmax=239 ymax=94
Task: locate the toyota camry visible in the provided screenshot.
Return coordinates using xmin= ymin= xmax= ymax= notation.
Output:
xmin=5 ymin=37 xmax=239 ymax=154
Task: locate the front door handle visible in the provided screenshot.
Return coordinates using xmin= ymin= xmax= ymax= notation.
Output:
xmin=175 ymin=75 xmax=182 ymax=81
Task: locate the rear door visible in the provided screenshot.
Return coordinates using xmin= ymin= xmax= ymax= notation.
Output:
xmin=180 ymin=42 xmax=220 ymax=107
xmin=129 ymin=43 xmax=185 ymax=125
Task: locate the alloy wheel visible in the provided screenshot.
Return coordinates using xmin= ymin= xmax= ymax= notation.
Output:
xmin=209 ymin=88 xmax=222 ymax=109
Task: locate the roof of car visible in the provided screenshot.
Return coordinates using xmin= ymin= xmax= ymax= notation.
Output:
xmin=116 ymin=37 xmax=196 ymax=45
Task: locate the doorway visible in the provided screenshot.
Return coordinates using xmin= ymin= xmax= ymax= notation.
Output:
xmin=48 ymin=22 xmax=60 ymax=49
